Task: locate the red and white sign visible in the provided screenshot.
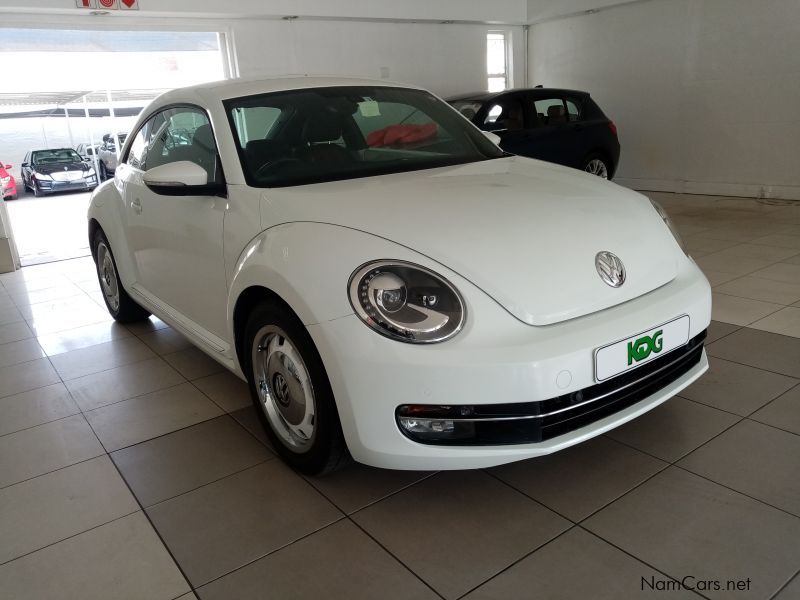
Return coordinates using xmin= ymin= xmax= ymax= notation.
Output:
xmin=75 ymin=0 xmax=97 ymax=8
xmin=97 ymin=0 xmax=118 ymax=8
xmin=119 ymin=0 xmax=139 ymax=9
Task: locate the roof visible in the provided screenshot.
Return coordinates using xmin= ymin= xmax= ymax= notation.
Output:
xmin=158 ymin=75 xmax=422 ymax=105
xmin=446 ymin=87 xmax=590 ymax=103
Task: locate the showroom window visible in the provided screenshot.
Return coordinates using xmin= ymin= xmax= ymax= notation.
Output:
xmin=487 ymin=32 xmax=509 ymax=92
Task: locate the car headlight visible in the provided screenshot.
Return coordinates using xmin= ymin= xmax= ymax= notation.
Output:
xmin=33 ymin=172 xmax=52 ymax=181
xmin=0 ymin=176 xmax=9 ymax=184
xmin=650 ymin=198 xmax=685 ymax=252
xmin=348 ymin=260 xmax=466 ymax=343
xmin=85 ymin=168 xmax=96 ymax=176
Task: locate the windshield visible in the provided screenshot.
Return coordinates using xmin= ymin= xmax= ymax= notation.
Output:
xmin=32 ymin=149 xmax=82 ymax=165
xmin=225 ymin=86 xmax=503 ymax=188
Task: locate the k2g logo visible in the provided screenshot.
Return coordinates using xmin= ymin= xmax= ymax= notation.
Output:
xmin=627 ymin=330 xmax=663 ymax=365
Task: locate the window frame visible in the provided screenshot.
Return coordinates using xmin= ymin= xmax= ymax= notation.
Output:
xmin=486 ymin=31 xmax=511 ymax=92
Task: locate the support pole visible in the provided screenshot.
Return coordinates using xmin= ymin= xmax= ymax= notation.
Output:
xmin=106 ymin=89 xmax=121 ymax=160
xmin=64 ymin=106 xmax=75 ymax=148
xmin=83 ymin=96 xmax=100 ymax=175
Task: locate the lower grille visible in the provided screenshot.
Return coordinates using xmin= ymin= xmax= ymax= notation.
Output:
xmin=396 ymin=330 xmax=707 ymax=446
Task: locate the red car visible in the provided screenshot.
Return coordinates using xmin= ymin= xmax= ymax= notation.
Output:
xmin=1 ymin=163 xmax=17 ymax=200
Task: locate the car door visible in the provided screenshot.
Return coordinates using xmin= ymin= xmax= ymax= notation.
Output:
xmin=116 ymin=105 xmax=229 ymax=341
xmin=520 ymin=95 xmax=582 ymax=167
xmin=477 ymin=93 xmax=530 ymax=155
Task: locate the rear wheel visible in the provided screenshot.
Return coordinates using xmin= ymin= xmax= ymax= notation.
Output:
xmin=582 ymin=154 xmax=611 ymax=179
xmin=243 ymin=301 xmax=349 ymax=475
xmin=92 ymin=229 xmax=151 ymax=323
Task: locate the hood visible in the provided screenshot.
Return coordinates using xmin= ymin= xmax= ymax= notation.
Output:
xmin=33 ymin=161 xmax=88 ymax=175
xmin=261 ymin=156 xmax=681 ymax=326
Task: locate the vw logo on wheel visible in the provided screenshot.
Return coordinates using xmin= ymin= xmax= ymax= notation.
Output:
xmin=595 ymin=251 xmax=626 ymax=288
xmin=272 ymin=373 xmax=291 ymax=407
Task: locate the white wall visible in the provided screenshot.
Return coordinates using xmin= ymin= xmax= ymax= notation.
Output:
xmin=231 ymin=20 xmax=524 ymax=98
xmin=530 ymin=0 xmax=800 ymax=200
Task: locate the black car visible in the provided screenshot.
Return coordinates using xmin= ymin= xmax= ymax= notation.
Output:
xmin=20 ymin=148 xmax=98 ymax=197
xmin=448 ymin=88 xmax=620 ymax=179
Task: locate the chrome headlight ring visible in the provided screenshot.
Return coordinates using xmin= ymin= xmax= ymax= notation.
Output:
xmin=348 ymin=260 xmax=466 ymax=344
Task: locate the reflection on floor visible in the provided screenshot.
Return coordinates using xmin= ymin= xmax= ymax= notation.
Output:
xmin=0 ymin=193 xmax=799 ymax=599
xmin=5 ymin=190 xmax=92 ymax=266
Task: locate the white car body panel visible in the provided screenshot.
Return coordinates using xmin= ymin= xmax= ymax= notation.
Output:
xmin=87 ymin=75 xmax=712 ymax=470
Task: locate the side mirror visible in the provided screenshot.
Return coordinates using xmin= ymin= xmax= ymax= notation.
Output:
xmin=142 ymin=161 xmax=225 ymax=197
xmin=21 ymin=162 xmax=29 ymax=168
xmin=482 ymin=131 xmax=502 ymax=146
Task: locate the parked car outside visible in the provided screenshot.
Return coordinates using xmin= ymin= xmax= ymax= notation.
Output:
xmin=97 ymin=133 xmax=128 ymax=180
xmin=21 ymin=148 xmax=98 ymax=197
xmin=0 ymin=162 xmax=17 ymax=200
xmin=76 ymin=142 xmax=102 ymax=164
xmin=448 ymin=88 xmax=620 ymax=179
xmin=88 ymin=77 xmax=710 ymax=475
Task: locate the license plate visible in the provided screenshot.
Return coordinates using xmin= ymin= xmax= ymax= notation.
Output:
xmin=594 ymin=315 xmax=690 ymax=382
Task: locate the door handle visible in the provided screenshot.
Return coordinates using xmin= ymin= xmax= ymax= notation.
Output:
xmin=131 ymin=198 xmax=142 ymax=214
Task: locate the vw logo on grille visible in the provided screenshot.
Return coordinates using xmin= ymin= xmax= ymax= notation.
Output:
xmin=595 ymin=251 xmax=626 ymax=288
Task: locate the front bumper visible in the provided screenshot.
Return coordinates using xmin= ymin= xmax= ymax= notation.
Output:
xmin=36 ymin=177 xmax=97 ymax=194
xmin=308 ymin=258 xmax=711 ymax=470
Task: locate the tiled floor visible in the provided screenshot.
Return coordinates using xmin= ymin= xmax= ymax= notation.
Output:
xmin=0 ymin=193 xmax=799 ymax=599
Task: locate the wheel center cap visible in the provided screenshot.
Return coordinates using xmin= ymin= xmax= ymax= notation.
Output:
xmin=272 ymin=373 xmax=290 ymax=407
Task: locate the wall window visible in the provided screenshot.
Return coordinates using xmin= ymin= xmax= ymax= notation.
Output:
xmin=487 ymin=32 xmax=509 ymax=92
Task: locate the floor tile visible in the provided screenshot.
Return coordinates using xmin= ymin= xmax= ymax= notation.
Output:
xmin=147 ymin=461 xmax=342 ymax=587
xmin=0 ymin=383 xmax=79 ymax=437
xmin=711 ymin=243 xmax=800 ymax=262
xmin=0 ymin=304 xmax=24 ymax=326
xmin=163 ymin=346 xmax=225 ymax=380
xmin=0 ymin=414 xmax=104 ymax=488
xmin=197 ymin=519 xmax=438 ymax=600
xmin=750 ymin=233 xmax=800 ymax=249
xmin=193 ymin=371 xmax=252 ymax=413
xmin=124 ymin=315 xmax=170 ymax=335
xmin=679 ymin=420 xmax=800 ymax=517
xmin=65 ymin=356 xmax=185 ymax=412
xmin=36 ymin=320 xmax=132 ymax=356
xmin=0 ymin=338 xmax=45 ymax=368
xmin=49 ymin=336 xmax=155 ymax=380
xmin=10 ymin=284 xmax=84 ymax=308
xmin=749 ymin=306 xmax=800 ymax=338
xmin=307 ymin=463 xmax=434 ymax=514
xmin=85 ymin=382 xmax=223 ymax=452
xmin=702 ymin=269 xmax=740 ymax=286
xmin=682 ymin=235 xmax=739 ymax=254
xmin=606 ymin=397 xmax=739 ymax=462
xmin=749 ymin=262 xmax=800 ymax=284
xmin=584 ymin=467 xmax=800 ymax=600
xmin=0 ymin=357 xmax=60 ymax=400
xmin=707 ymin=328 xmax=800 ymax=378
xmin=138 ymin=327 xmax=194 ymax=355
xmin=0 ymin=456 xmax=138 ymax=564
xmin=463 ymin=527 xmax=698 ymax=600
xmin=678 ymin=357 xmax=797 ymax=416
xmin=750 ymin=385 xmax=800 ymax=436
xmin=24 ymin=298 xmax=111 ymax=335
xmin=353 ymin=470 xmax=570 ymax=599
xmin=696 ymin=254 xmax=775 ymax=276
xmin=112 ymin=415 xmax=271 ymax=507
xmin=491 ymin=436 xmax=666 ymax=521
xmin=775 ymin=574 xmax=800 ymax=599
xmin=704 ymin=320 xmax=739 ymax=343
xmin=0 ymin=321 xmax=33 ymax=345
xmin=714 ymin=276 xmax=800 ymax=305
xmin=0 ymin=512 xmax=190 ymax=600
xmin=710 ymin=292 xmax=783 ymax=326
xmin=229 ymin=406 xmax=271 ymax=447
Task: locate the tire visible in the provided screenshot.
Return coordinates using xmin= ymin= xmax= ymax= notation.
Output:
xmin=582 ymin=153 xmax=611 ymax=179
xmin=243 ymin=300 xmax=349 ymax=475
xmin=32 ymin=183 xmax=42 ymax=197
xmin=91 ymin=229 xmax=151 ymax=323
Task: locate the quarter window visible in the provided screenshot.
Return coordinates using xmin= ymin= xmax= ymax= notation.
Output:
xmin=533 ymin=98 xmax=568 ymax=126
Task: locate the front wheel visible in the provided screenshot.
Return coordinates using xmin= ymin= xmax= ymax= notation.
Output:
xmin=582 ymin=154 xmax=611 ymax=179
xmin=92 ymin=230 xmax=151 ymax=323
xmin=244 ymin=301 xmax=349 ymax=475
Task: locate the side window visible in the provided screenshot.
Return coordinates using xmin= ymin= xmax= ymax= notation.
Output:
xmin=145 ymin=108 xmax=220 ymax=182
xmin=482 ymin=100 xmax=524 ymax=131
xmin=231 ymin=106 xmax=282 ymax=146
xmin=565 ymin=99 xmax=581 ymax=122
xmin=533 ymin=98 xmax=568 ymax=126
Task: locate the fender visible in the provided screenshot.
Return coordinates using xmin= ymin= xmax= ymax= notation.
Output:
xmin=87 ymin=178 xmax=138 ymax=289
xmin=226 ymin=221 xmax=447 ymax=371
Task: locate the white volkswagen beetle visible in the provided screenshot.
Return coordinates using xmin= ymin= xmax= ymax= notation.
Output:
xmin=88 ymin=77 xmax=711 ymax=474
